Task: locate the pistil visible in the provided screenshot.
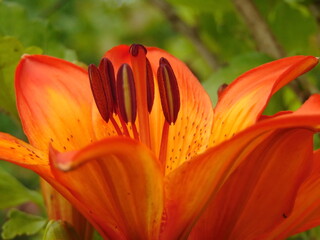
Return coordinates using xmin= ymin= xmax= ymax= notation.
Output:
xmin=129 ymin=44 xmax=153 ymax=148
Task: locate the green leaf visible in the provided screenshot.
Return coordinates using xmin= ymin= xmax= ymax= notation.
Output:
xmin=1 ymin=209 xmax=47 ymax=239
xmin=166 ymin=0 xmax=235 ymax=28
xmin=268 ymin=1 xmax=318 ymax=55
xmin=166 ymin=0 xmax=231 ymax=13
xmin=0 ymin=36 xmax=22 ymax=118
xmin=0 ymin=36 xmax=42 ymax=119
xmin=24 ymin=46 xmax=43 ymax=55
xmin=0 ymin=1 xmax=78 ymax=60
xmin=93 ymin=231 xmax=103 ymax=240
xmin=199 ymin=12 xmax=253 ymax=61
xmin=0 ymin=166 xmax=43 ymax=209
xmin=0 ymin=111 xmax=24 ymax=137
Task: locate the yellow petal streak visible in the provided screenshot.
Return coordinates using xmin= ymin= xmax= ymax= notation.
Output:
xmin=211 ymin=89 xmax=261 ymax=145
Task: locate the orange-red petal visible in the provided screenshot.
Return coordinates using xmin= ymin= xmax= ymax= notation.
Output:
xmin=0 ymin=132 xmax=93 ymax=238
xmin=162 ymin=94 xmax=320 ymax=240
xmin=188 ymin=129 xmax=313 ymax=239
xmin=210 ymin=56 xmax=318 ymax=146
xmin=256 ymin=150 xmax=320 ymax=240
xmin=0 ymin=133 xmax=47 ymax=174
xmin=49 ymin=137 xmax=164 ymax=239
xmin=15 ymin=55 xmax=95 ymax=152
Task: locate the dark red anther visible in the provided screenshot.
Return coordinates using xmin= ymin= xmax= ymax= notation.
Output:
xmin=217 ymin=83 xmax=228 ymax=99
xmin=157 ymin=57 xmax=180 ymax=124
xmin=99 ymin=58 xmax=117 ymax=113
xmin=129 ymin=44 xmax=147 ymax=56
xmin=117 ymin=64 xmax=137 ymax=123
xmin=88 ymin=64 xmax=110 ymax=122
xmin=146 ymin=58 xmax=155 ymax=113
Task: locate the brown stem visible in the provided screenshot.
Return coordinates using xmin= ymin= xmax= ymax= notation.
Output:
xmin=232 ymin=0 xmax=285 ymax=58
xmin=149 ymin=0 xmax=222 ymax=70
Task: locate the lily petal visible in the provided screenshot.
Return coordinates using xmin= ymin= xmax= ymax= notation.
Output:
xmin=0 ymin=132 xmax=93 ymax=238
xmin=15 ymin=55 xmax=95 ymax=151
xmin=105 ymin=45 xmax=214 ymax=173
xmin=49 ymin=137 xmax=164 ymax=240
xmin=210 ymin=56 xmax=318 ymax=146
xmin=256 ymin=150 xmax=320 ymax=240
xmin=188 ymin=129 xmax=313 ymax=239
xmin=0 ymin=133 xmax=47 ymax=174
xmin=148 ymin=47 xmax=214 ymax=173
xmin=162 ymin=94 xmax=320 ymax=240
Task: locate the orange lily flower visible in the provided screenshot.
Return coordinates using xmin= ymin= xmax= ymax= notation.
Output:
xmin=1 ymin=44 xmax=320 ymax=239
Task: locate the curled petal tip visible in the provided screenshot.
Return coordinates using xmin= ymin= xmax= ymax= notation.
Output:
xmin=308 ymin=56 xmax=319 ymax=65
xmin=55 ymin=162 xmax=72 ymax=172
xmin=49 ymin=145 xmax=73 ymax=172
xmin=21 ymin=54 xmax=31 ymax=59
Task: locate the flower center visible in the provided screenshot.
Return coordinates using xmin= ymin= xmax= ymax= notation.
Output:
xmin=88 ymin=44 xmax=180 ymax=164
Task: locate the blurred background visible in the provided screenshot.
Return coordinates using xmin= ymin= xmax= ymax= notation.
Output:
xmin=0 ymin=0 xmax=320 ymax=239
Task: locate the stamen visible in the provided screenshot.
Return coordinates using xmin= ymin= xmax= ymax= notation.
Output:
xmin=130 ymin=44 xmax=151 ymax=147
xmin=157 ymin=57 xmax=180 ymax=169
xmin=98 ymin=58 xmax=117 ymax=112
xmin=131 ymin=123 xmax=139 ymax=141
xmin=89 ymin=62 xmax=123 ymax=136
xmin=146 ymin=58 xmax=155 ymax=113
xmin=116 ymin=64 xmax=137 ymax=124
xmin=88 ymin=64 xmax=110 ymax=122
xmin=109 ymin=117 xmax=123 ymax=137
xmin=157 ymin=57 xmax=180 ymax=124
xmin=159 ymin=121 xmax=170 ymax=169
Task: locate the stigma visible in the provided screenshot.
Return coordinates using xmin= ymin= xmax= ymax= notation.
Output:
xmin=88 ymin=44 xmax=180 ymax=147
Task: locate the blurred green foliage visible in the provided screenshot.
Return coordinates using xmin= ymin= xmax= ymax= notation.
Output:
xmin=0 ymin=0 xmax=320 ymax=239
xmin=0 ymin=167 xmax=43 ymax=209
xmin=1 ymin=209 xmax=47 ymax=239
